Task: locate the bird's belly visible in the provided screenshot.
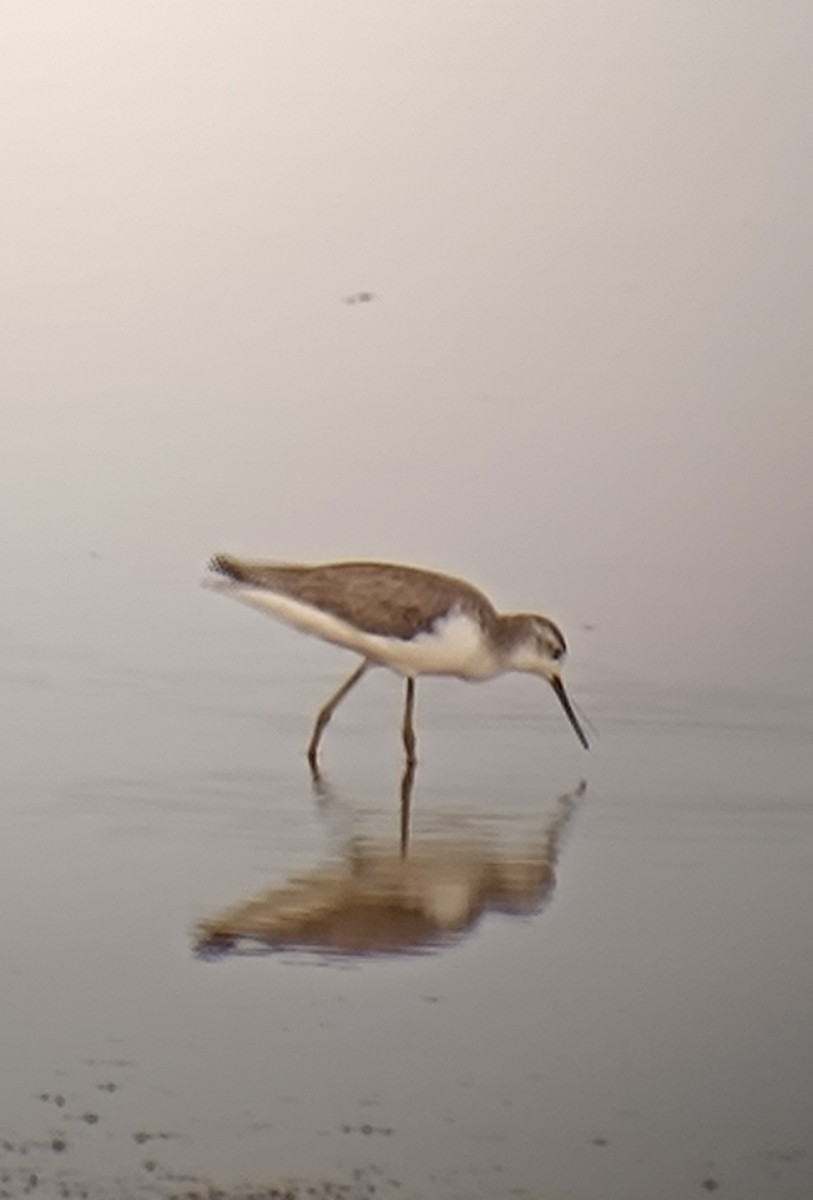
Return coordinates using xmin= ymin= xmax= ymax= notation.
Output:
xmin=365 ymin=613 xmax=499 ymax=680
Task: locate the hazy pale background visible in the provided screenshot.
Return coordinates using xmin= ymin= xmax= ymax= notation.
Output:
xmin=3 ymin=9 xmax=813 ymax=1199
xmin=3 ymin=0 xmax=812 ymax=693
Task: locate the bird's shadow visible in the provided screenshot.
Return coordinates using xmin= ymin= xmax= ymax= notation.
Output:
xmin=194 ymin=762 xmax=587 ymax=961
xmin=309 ymin=757 xmax=418 ymax=858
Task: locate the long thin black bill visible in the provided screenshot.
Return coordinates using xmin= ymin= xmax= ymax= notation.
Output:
xmin=550 ymin=676 xmax=590 ymax=750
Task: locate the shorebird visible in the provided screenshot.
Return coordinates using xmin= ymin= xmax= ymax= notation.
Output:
xmin=206 ymin=556 xmax=589 ymax=769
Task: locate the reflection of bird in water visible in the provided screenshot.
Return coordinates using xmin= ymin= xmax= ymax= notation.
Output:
xmin=206 ymin=556 xmax=589 ymax=771
xmin=195 ymin=778 xmax=585 ymax=959
xmin=343 ymin=291 xmax=376 ymax=305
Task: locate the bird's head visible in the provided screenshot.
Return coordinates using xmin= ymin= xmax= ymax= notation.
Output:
xmin=504 ymin=614 xmax=589 ymax=749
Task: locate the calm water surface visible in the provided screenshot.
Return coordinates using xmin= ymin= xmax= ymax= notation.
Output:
xmin=2 ymin=635 xmax=812 ymax=1199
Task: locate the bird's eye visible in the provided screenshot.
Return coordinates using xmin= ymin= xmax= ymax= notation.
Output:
xmin=551 ymin=644 xmax=564 ymax=661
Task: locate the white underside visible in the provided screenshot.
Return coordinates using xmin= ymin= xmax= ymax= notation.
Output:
xmin=210 ymin=581 xmax=504 ymax=680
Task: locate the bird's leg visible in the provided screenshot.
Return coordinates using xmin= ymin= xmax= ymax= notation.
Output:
xmin=401 ymin=676 xmax=417 ymax=766
xmin=399 ymin=756 xmax=416 ymax=858
xmin=307 ymin=661 xmax=369 ymax=773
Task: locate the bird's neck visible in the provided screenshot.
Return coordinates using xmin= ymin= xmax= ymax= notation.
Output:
xmin=489 ymin=613 xmax=535 ymax=664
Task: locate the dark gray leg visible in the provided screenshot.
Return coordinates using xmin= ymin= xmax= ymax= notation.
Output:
xmin=307 ymin=660 xmax=369 ymax=772
xmin=399 ymin=757 xmax=416 ymax=858
xmin=401 ymin=676 xmax=417 ymax=766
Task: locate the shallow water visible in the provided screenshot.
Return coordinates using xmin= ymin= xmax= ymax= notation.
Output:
xmin=2 ymin=639 xmax=812 ymax=1199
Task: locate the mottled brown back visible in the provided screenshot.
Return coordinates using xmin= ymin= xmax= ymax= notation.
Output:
xmin=210 ymin=556 xmax=498 ymax=640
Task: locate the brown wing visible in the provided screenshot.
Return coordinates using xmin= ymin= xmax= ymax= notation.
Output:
xmin=209 ymin=557 xmax=496 ymax=640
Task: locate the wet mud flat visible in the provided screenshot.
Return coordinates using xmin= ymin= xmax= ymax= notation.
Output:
xmin=1 ymin=1059 xmax=402 ymax=1200
xmin=0 ymin=1157 xmax=392 ymax=1200
xmin=2 ymin=1119 xmax=395 ymax=1200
